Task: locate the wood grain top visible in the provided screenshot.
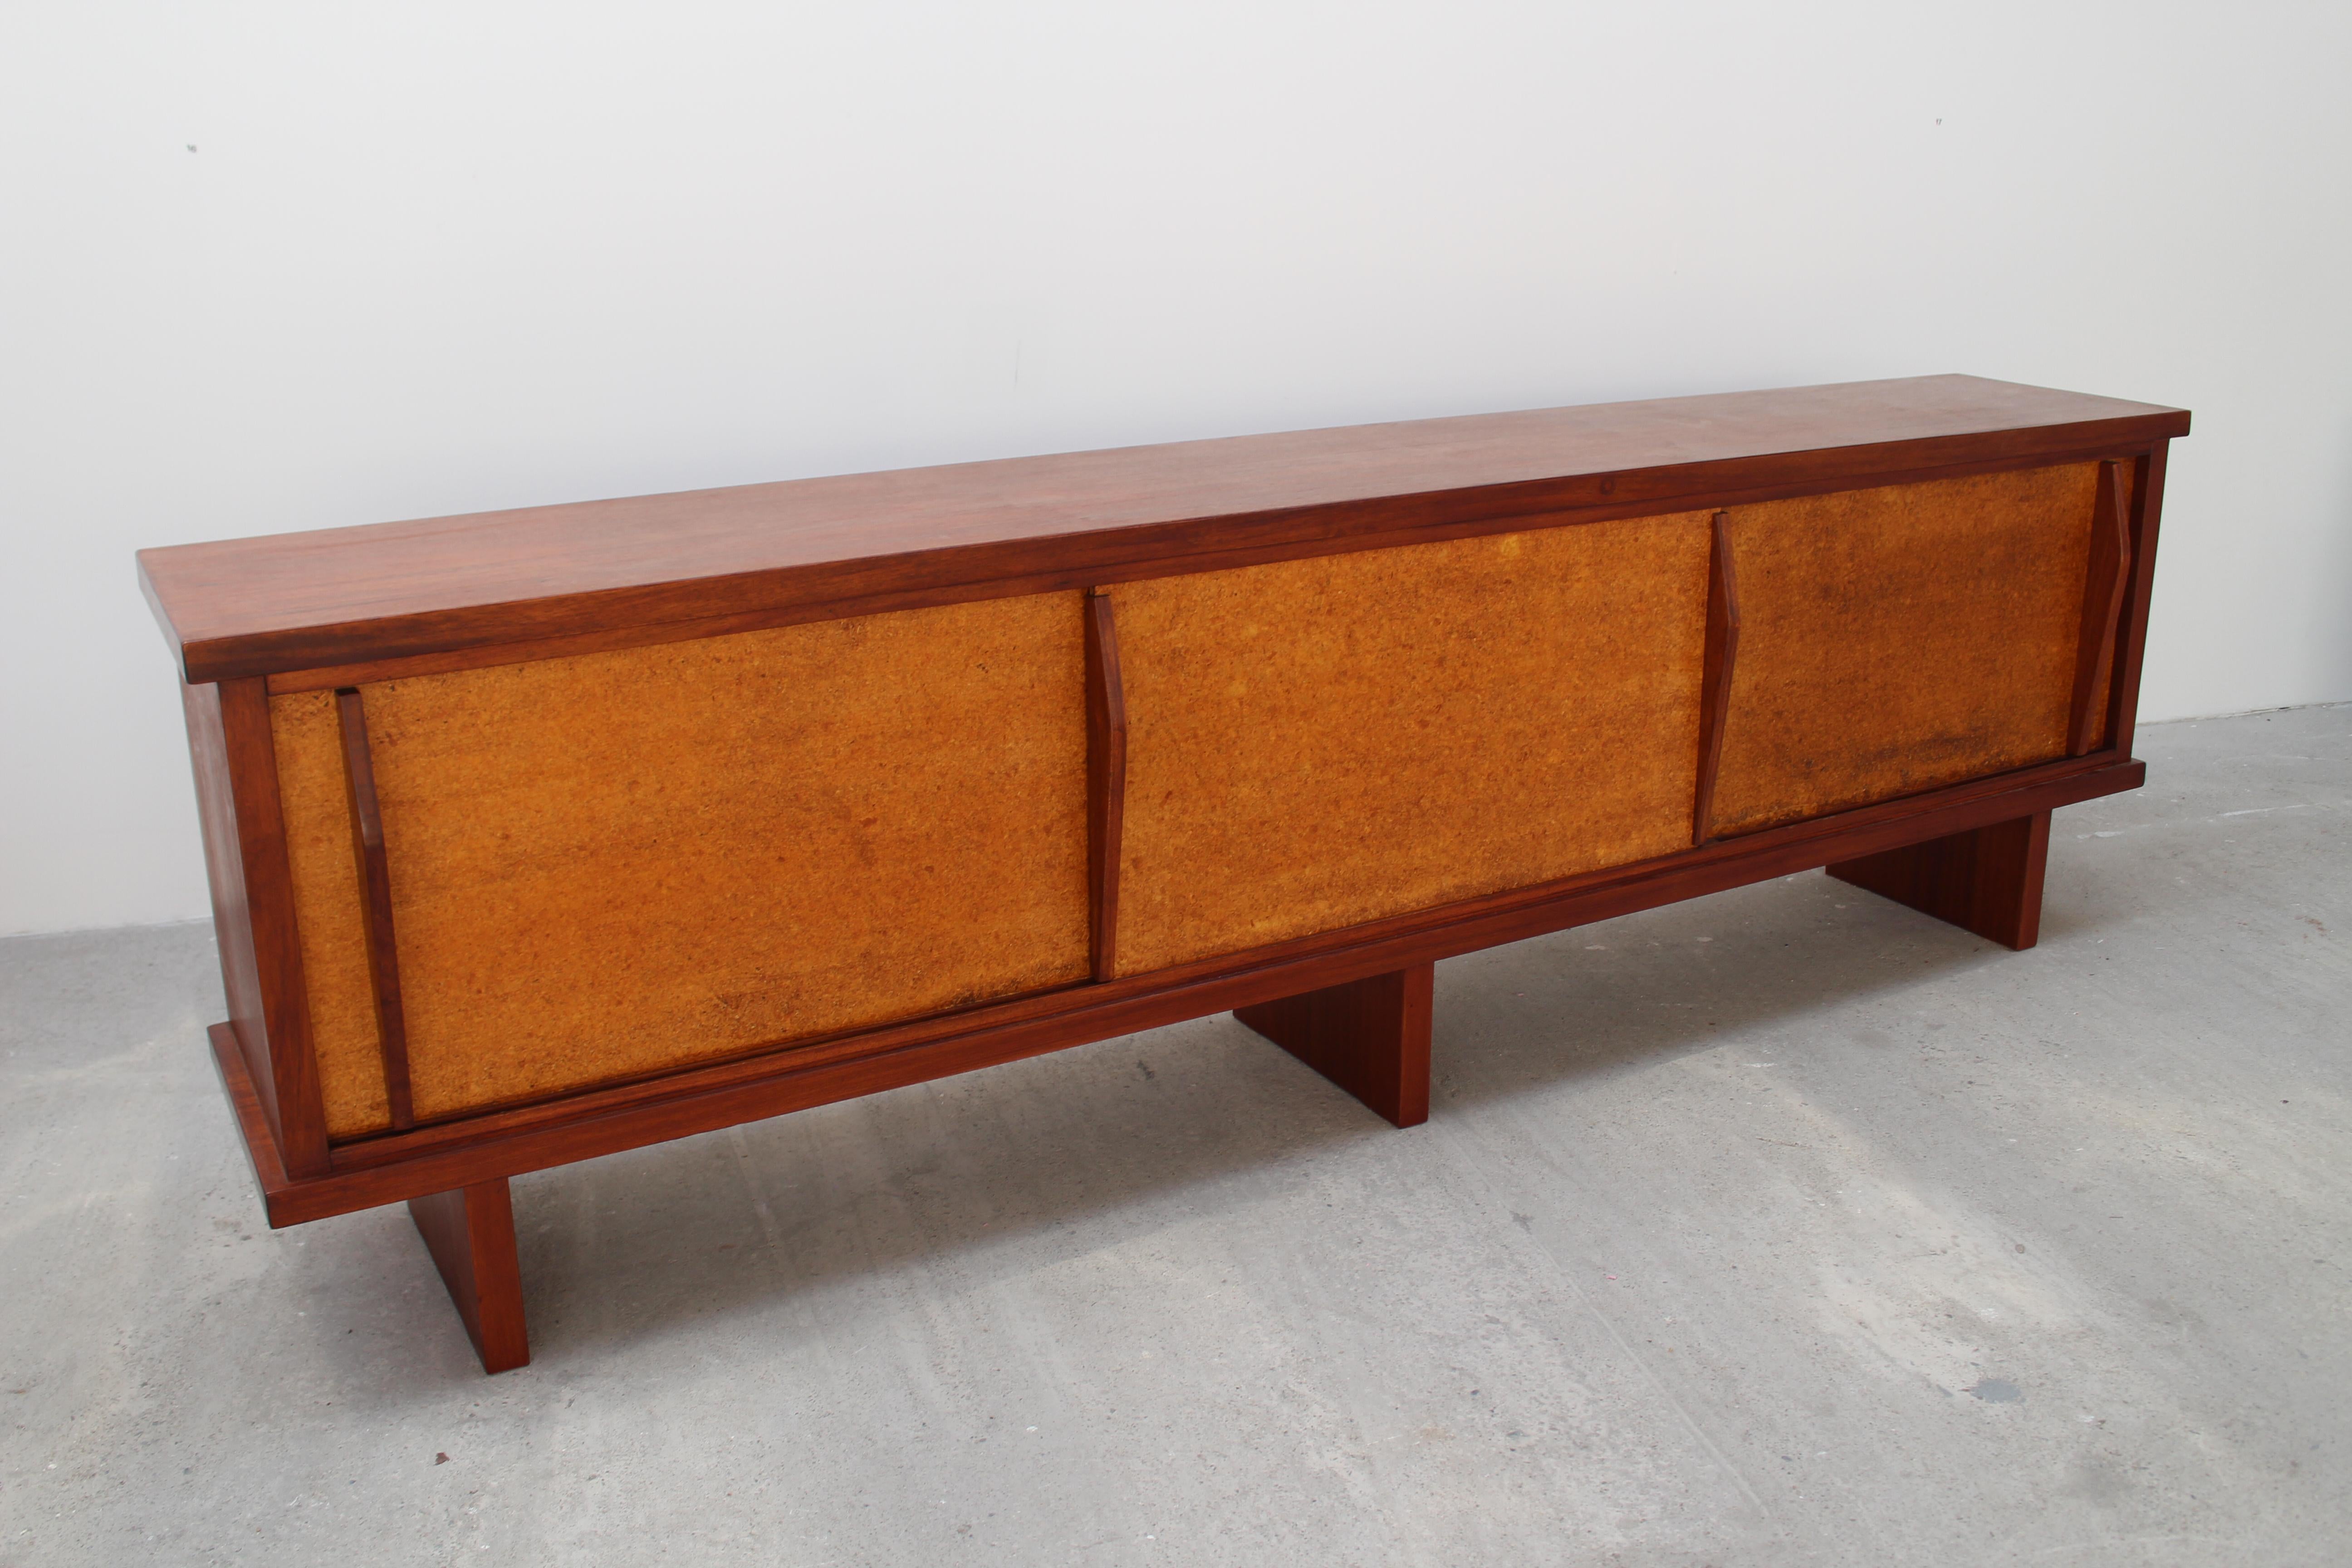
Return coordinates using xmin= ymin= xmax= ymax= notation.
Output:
xmin=138 ymin=374 xmax=2188 ymax=683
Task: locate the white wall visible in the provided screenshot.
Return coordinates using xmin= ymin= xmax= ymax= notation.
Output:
xmin=3 ymin=1 xmax=2347 ymax=936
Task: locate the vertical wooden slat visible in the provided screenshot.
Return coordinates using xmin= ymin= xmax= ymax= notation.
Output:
xmin=2065 ymin=460 xmax=2134 ymax=755
xmin=216 ymin=677 xmax=331 ymax=1176
xmin=2105 ymin=445 xmax=2168 ymax=761
xmin=335 ymin=687 xmax=417 ymax=1129
xmin=1690 ymin=510 xmax=1743 ymax=843
xmin=1084 ymin=589 xmax=1129 ymax=981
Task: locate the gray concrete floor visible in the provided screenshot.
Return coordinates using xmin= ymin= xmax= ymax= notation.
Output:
xmin=3 ymin=706 xmax=2347 ymax=1567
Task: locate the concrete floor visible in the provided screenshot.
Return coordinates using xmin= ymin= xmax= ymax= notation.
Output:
xmin=3 ymin=705 xmax=2347 ymax=1567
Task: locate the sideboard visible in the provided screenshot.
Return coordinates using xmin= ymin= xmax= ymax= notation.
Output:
xmin=138 ymin=374 xmax=2186 ymax=1374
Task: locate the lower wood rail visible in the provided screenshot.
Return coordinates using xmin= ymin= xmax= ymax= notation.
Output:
xmin=218 ymin=795 xmax=2073 ymax=1373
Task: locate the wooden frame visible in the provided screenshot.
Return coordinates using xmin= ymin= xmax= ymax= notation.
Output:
xmin=149 ymin=375 xmax=2185 ymax=1373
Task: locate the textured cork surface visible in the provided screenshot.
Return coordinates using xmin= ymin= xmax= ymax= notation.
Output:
xmin=1707 ymin=463 xmax=2099 ymax=837
xmin=276 ymin=593 xmax=1090 ymax=1134
xmin=1109 ymin=514 xmax=1714 ymax=975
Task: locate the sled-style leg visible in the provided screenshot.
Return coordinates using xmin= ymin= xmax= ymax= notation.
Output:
xmin=408 ymin=1178 xmax=530 ymax=1374
xmin=1236 ymin=962 xmax=1434 ymax=1128
xmin=1827 ymin=809 xmax=2052 ymax=951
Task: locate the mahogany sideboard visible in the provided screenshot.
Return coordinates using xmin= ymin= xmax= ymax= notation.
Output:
xmin=138 ymin=374 xmax=2186 ymax=1374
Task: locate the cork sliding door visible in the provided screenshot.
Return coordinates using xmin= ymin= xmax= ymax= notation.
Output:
xmin=1703 ymin=462 xmax=2126 ymax=837
xmin=271 ymin=593 xmax=1092 ymax=1138
xmin=1105 ymin=513 xmax=1719 ymax=975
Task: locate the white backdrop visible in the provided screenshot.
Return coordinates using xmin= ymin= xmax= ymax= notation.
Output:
xmin=3 ymin=1 xmax=2347 ymax=936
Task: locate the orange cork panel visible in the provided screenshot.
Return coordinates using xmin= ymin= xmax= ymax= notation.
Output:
xmin=271 ymin=689 xmax=391 ymax=1137
xmin=1707 ymin=463 xmax=2100 ymax=837
xmin=1110 ymin=513 xmax=1715 ymax=975
xmin=275 ymin=592 xmax=1091 ymax=1133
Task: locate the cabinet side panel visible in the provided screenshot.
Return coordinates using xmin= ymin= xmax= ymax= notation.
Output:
xmin=360 ymin=591 xmax=1090 ymax=1120
xmin=212 ymin=678 xmax=330 ymax=1174
xmin=181 ymin=680 xmax=272 ymax=1117
xmin=271 ymin=690 xmax=393 ymax=1137
xmin=1112 ymin=513 xmax=1713 ymax=975
xmin=1709 ymin=464 xmax=2098 ymax=836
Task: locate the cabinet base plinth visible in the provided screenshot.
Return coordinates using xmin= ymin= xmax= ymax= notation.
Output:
xmin=1827 ymin=809 xmax=2052 ymax=951
xmin=409 ymin=1179 xmax=530 ymax=1374
xmin=1235 ymin=962 xmax=1434 ymax=1128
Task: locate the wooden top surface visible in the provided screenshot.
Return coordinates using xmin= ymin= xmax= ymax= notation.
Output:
xmin=138 ymin=374 xmax=2188 ymax=683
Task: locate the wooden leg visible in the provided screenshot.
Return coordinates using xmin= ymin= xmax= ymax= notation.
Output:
xmin=408 ymin=1178 xmax=530 ymax=1374
xmin=1235 ymin=962 xmax=1433 ymax=1128
xmin=1826 ymin=809 xmax=2052 ymax=951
